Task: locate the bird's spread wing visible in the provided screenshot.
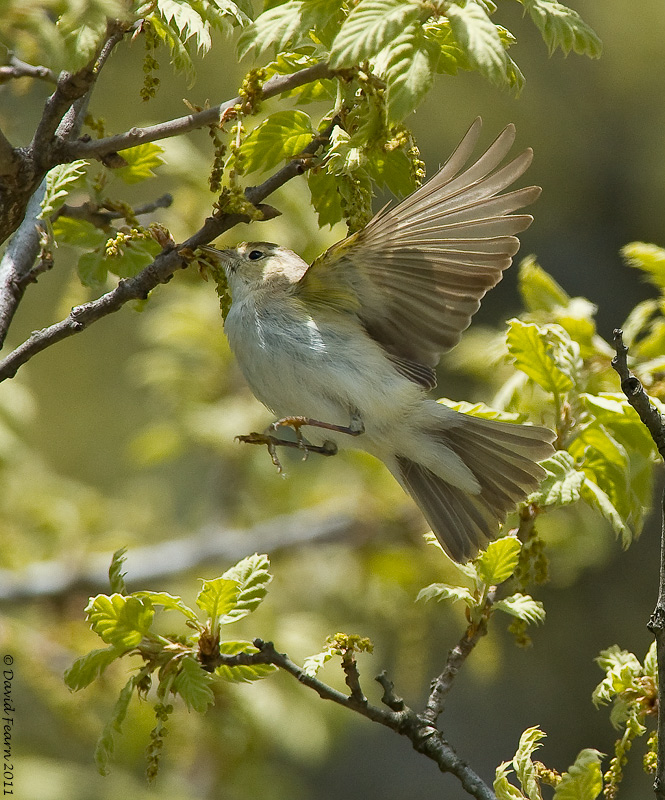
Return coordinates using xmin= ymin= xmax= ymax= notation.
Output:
xmin=296 ymin=118 xmax=540 ymax=384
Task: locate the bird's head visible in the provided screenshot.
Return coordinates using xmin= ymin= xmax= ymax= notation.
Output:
xmin=213 ymin=242 xmax=309 ymax=301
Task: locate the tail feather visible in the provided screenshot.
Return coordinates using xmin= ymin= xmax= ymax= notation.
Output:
xmin=396 ymin=414 xmax=555 ymax=561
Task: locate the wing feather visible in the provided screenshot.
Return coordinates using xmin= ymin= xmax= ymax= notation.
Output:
xmin=296 ymin=117 xmax=540 ymax=373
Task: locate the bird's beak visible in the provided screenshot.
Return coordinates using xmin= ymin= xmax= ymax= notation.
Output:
xmin=198 ymin=245 xmax=239 ymax=275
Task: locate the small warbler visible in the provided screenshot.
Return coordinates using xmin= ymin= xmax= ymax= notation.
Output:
xmin=212 ymin=118 xmax=555 ymax=562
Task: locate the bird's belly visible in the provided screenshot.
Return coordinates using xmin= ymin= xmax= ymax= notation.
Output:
xmin=225 ymin=304 xmax=421 ymax=450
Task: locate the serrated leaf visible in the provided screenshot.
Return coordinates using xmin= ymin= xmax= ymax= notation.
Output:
xmin=622 ymin=241 xmax=665 ymax=291
xmin=133 ymin=591 xmax=199 ymax=621
xmin=446 ymin=1 xmax=513 ymax=89
xmin=506 ymin=319 xmax=579 ymax=396
xmin=518 ymin=256 xmax=570 ymax=312
xmin=302 ymin=649 xmax=334 ymax=677
xmin=495 ymin=593 xmax=545 ymax=624
xmin=85 ymin=594 xmax=154 ymax=649
xmin=494 ymin=761 xmax=529 ymax=800
xmin=39 ymin=160 xmax=88 ymax=219
xmin=237 ymin=1 xmax=305 ymax=60
xmin=57 ymin=0 xmax=123 ymax=72
xmin=528 ymin=451 xmax=584 ymax=508
xmin=115 ymin=143 xmax=165 ymax=184
xmin=216 ymin=641 xmax=277 ymax=682
xmin=366 ymin=146 xmax=416 ymax=197
xmin=64 ymin=647 xmax=123 ymax=691
xmin=568 ymin=424 xmax=628 ymax=471
xmin=149 ymin=15 xmax=196 ymax=84
xmin=476 ymin=537 xmax=521 ymax=585
xmin=374 ymin=22 xmax=438 ymax=122
xmin=513 ymin=726 xmax=546 ymax=800
xmin=172 ymin=655 xmax=215 ymax=711
xmin=241 ymin=110 xmax=314 ymax=175
xmin=330 ymin=0 xmax=422 ymax=67
xmin=94 ymin=676 xmax=135 ymax=775
xmin=520 ymin=0 xmax=602 ymax=58
xmin=196 ymin=578 xmax=240 ymax=621
xmin=108 ymin=548 xmax=127 ymax=594
xmin=416 ymin=583 xmax=476 ymax=607
xmin=553 ymin=749 xmax=604 ymax=800
xmin=156 ymin=0 xmax=212 ymax=52
xmin=220 ymin=553 xmax=272 ymax=623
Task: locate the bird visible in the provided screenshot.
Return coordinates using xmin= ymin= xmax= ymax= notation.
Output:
xmin=209 ymin=117 xmax=556 ymax=562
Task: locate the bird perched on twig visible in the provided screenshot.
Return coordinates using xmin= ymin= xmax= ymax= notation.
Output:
xmin=208 ymin=117 xmax=555 ymax=562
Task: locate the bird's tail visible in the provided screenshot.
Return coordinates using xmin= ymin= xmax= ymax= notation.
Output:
xmin=393 ymin=410 xmax=555 ymax=562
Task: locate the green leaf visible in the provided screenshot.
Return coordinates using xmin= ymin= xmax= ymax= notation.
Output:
xmin=581 ymin=478 xmax=631 ymax=546
xmin=622 ymin=241 xmax=665 ymax=291
xmin=495 ymin=593 xmax=546 ymax=624
xmin=374 ymin=23 xmax=438 ymax=122
xmin=196 ymin=577 xmax=240 ymax=621
xmin=476 ymin=537 xmax=521 ymax=585
xmin=115 ymin=143 xmax=165 ymax=184
xmin=108 ymin=237 xmax=161 ymax=279
xmin=568 ymin=424 xmax=628 ymax=470
xmin=77 ymin=249 xmax=109 ymax=289
xmin=520 ymin=0 xmax=602 ymax=58
xmin=528 ymin=451 xmax=585 ymax=508
xmin=39 ymin=160 xmax=88 ymax=219
xmin=85 ymin=594 xmax=154 ymax=649
xmin=133 ymin=591 xmax=199 ymax=621
xmin=237 ymin=1 xmax=305 ymax=60
xmin=416 ymin=583 xmax=475 ymax=607
xmin=64 ymin=647 xmax=123 ymax=691
xmin=513 ymin=726 xmax=546 ymax=800
xmin=156 ymin=0 xmax=212 ymax=52
xmin=302 ymin=649 xmax=334 ymax=677
xmin=446 ymin=1 xmax=513 ymax=89
xmin=506 ymin=319 xmax=579 ymax=396
xmin=438 ymin=398 xmax=525 ymax=422
xmin=108 ymin=548 xmax=127 ymax=594
xmin=495 ymin=761 xmax=528 ymax=800
xmin=51 ymin=216 xmax=106 ymax=249
xmin=57 ymin=0 xmax=124 ymax=72
xmin=241 ymin=110 xmax=314 ymax=175
xmin=644 ymin=641 xmax=657 ymax=678
xmin=620 ymin=298 xmax=659 ymax=347
xmin=366 ymin=147 xmax=417 ymax=197
xmin=553 ymin=749 xmax=604 ymax=800
xmin=215 ymin=641 xmax=277 ymax=682
xmin=172 ymin=655 xmax=215 ymax=712
xmin=220 ymin=553 xmax=272 ymax=623
xmin=518 ymin=256 xmax=570 ymax=312
xmin=150 ymin=14 xmax=196 ymax=84
xmin=308 ymin=168 xmax=344 ymax=228
xmin=330 ymin=0 xmax=422 ymax=67
xmin=94 ymin=676 xmax=135 ymax=775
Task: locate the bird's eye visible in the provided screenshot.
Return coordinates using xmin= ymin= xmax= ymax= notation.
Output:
xmin=247 ymin=249 xmax=264 ymax=261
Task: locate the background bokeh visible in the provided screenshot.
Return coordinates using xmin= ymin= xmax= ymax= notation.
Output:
xmin=1 ymin=1 xmax=665 ymax=797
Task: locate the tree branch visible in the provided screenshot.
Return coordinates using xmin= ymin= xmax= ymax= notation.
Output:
xmin=210 ymin=639 xmax=496 ymax=800
xmin=611 ymin=328 xmax=665 ymax=799
xmin=0 ymin=53 xmax=58 ymax=84
xmin=54 ymin=192 xmax=174 ymax=227
xmin=61 ymin=62 xmax=332 ymax=162
xmin=0 ymin=124 xmax=333 ymax=381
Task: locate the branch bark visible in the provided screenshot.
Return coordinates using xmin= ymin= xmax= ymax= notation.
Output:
xmin=61 ymin=62 xmax=333 ymax=162
xmin=611 ymin=328 xmax=665 ymax=800
xmin=0 ymin=124 xmax=333 ymax=381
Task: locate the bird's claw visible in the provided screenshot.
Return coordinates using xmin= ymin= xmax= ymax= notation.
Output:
xmin=236 ymin=429 xmax=338 ymax=473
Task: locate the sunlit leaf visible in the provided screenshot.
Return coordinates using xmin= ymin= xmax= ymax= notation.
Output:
xmin=241 ymin=110 xmax=314 ymax=175
xmin=495 ymin=594 xmax=545 ymax=625
xmin=237 ymin=1 xmax=305 ymax=60
xmin=172 ymin=655 xmax=215 ymax=711
xmin=553 ymin=748 xmax=604 ymax=800
xmin=220 ymin=553 xmax=272 ymax=623
xmin=215 ymin=641 xmax=277 ymax=682
xmin=196 ymin=578 xmax=240 ymax=621
xmin=476 ymin=537 xmax=521 ymax=585
xmin=115 ymin=143 xmax=165 ymax=184
xmin=506 ymin=319 xmax=579 ymax=395
xmin=528 ymin=451 xmax=584 ymax=508
xmin=494 ymin=761 xmax=528 ymax=800
xmin=416 ymin=583 xmax=475 ymax=607
xmin=64 ymin=647 xmax=123 ymax=691
xmin=513 ymin=726 xmax=546 ymax=800
xmin=85 ymin=594 xmax=154 ymax=649
xmin=518 ymin=256 xmax=570 ymax=312
xmin=133 ymin=591 xmax=199 ymax=621
xmin=520 ymin=0 xmax=602 ymax=58
xmin=94 ymin=676 xmax=135 ymax=775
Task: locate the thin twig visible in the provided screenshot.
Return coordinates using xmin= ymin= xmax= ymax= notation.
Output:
xmin=611 ymin=328 xmax=665 ymax=800
xmin=54 ymin=193 xmax=174 ymax=226
xmin=0 ymin=53 xmax=58 ymax=84
xmin=210 ymin=639 xmax=496 ymax=800
xmin=61 ymin=62 xmax=332 ymax=162
xmin=0 ymin=125 xmax=333 ymax=381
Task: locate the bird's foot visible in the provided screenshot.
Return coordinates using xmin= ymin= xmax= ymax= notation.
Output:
xmin=236 ymin=431 xmax=338 ymax=473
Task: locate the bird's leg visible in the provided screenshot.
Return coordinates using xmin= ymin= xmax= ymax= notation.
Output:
xmin=271 ymin=411 xmax=365 ymax=438
xmin=235 ymin=431 xmax=338 ymax=473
